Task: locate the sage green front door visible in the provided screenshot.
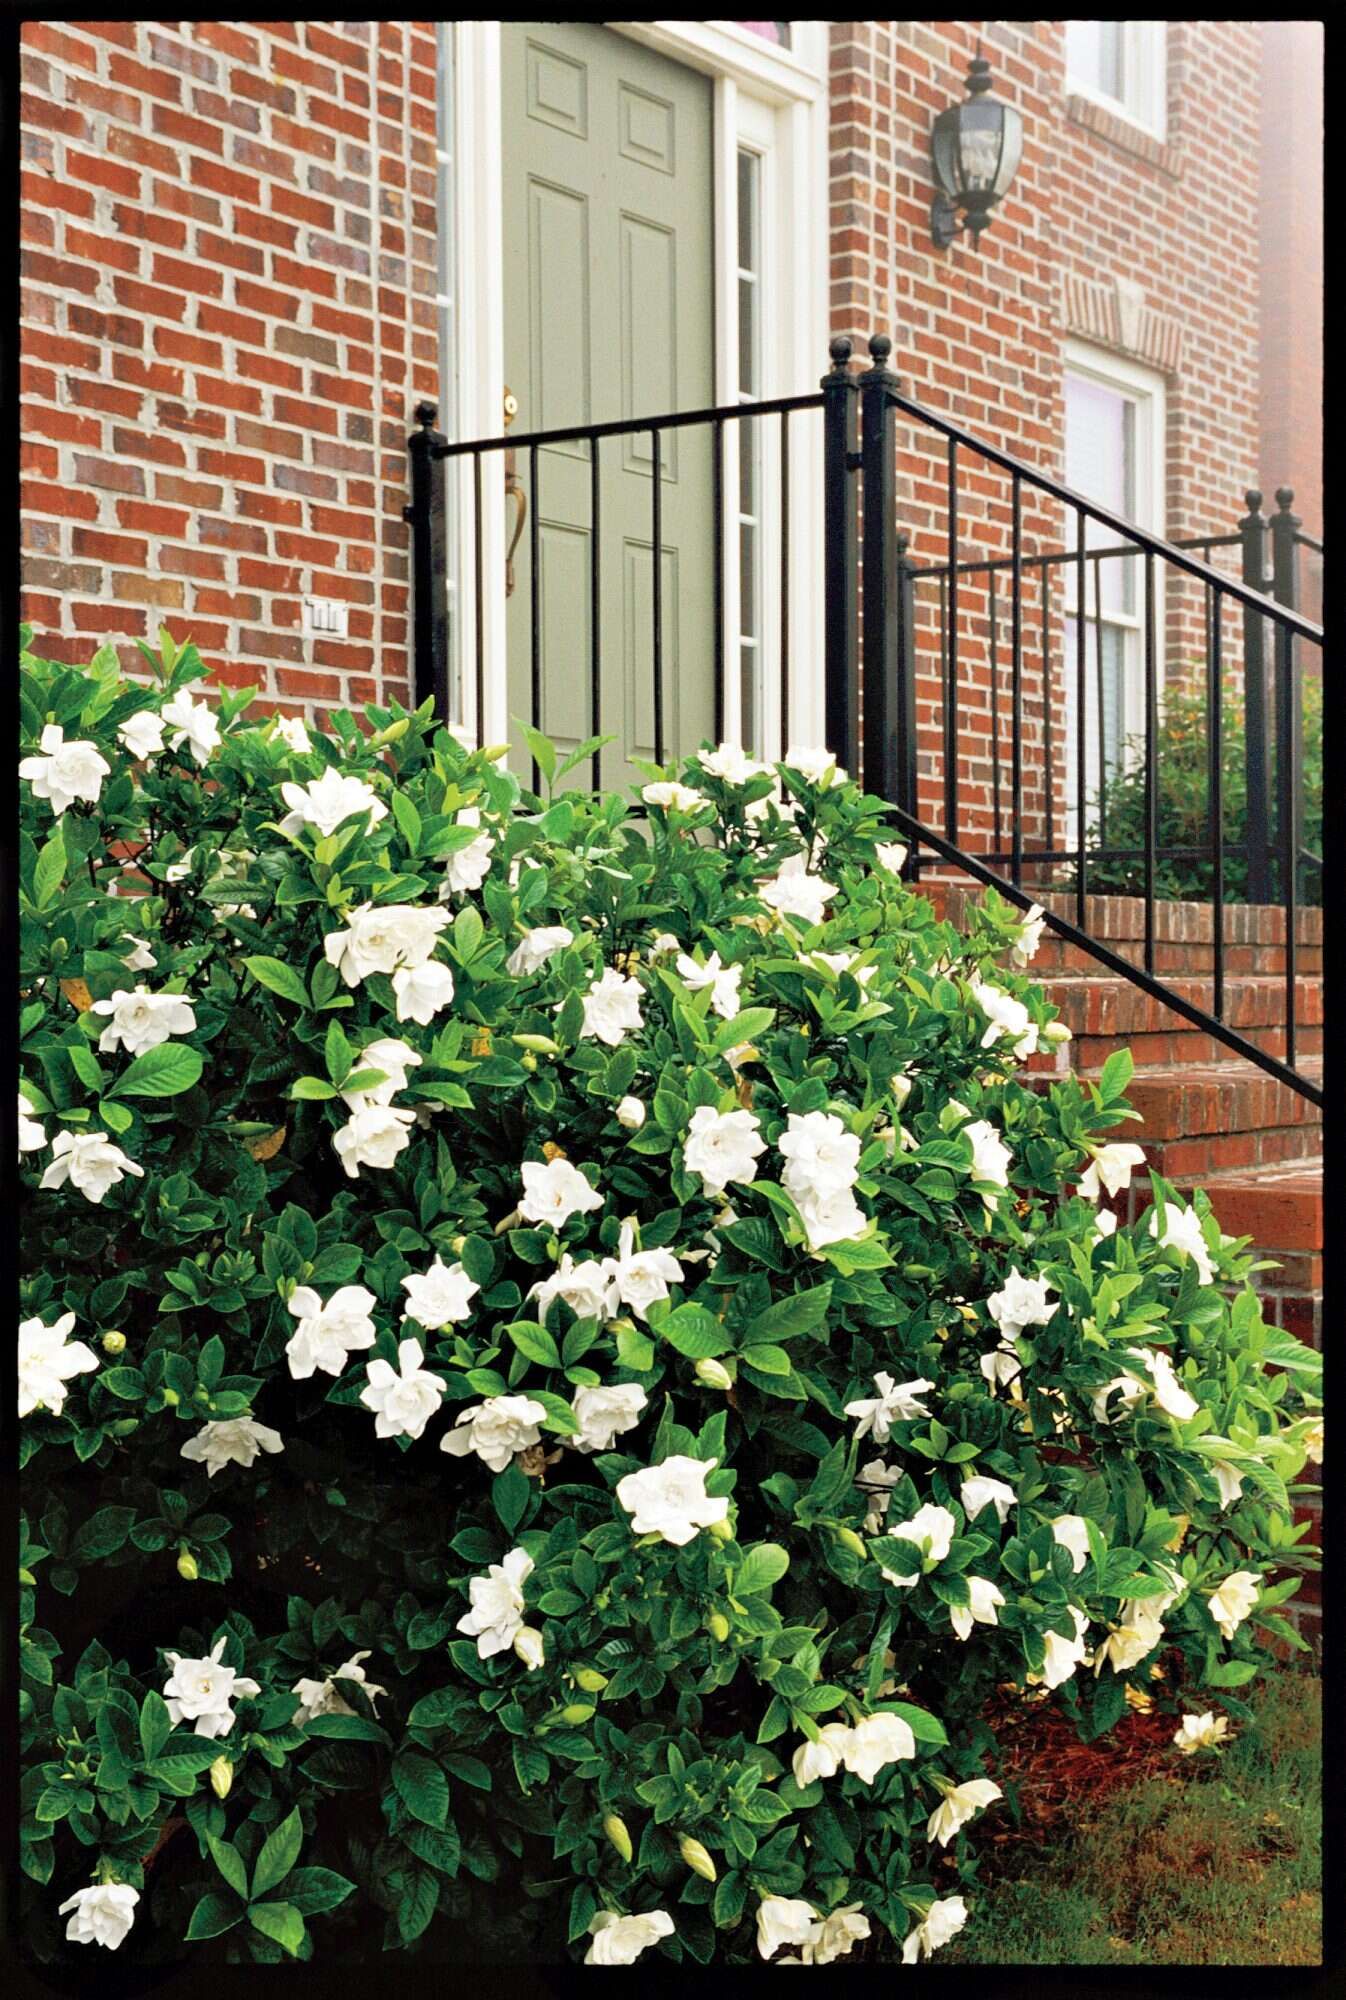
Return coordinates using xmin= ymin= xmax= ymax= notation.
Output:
xmin=501 ymin=22 xmax=716 ymax=791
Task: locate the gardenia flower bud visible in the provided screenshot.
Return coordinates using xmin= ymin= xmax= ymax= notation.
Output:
xmin=176 ymin=1548 xmax=199 ymax=1581
xmin=836 ymin=1527 xmax=868 ymax=1559
xmin=209 ymin=1756 xmax=233 ymax=1799
xmin=559 ymin=1702 xmax=595 ymax=1725
xmin=603 ymin=1813 xmax=633 ymax=1863
xmin=707 ymin=1611 xmax=730 ymax=1642
xmin=706 ymin=1515 xmax=733 ymax=1544
xmin=678 ymin=1835 xmax=717 ymax=1882
xmin=573 ymin=1666 xmax=608 ymax=1692
xmin=694 ymin=1356 xmax=734 ymax=1391
xmin=616 ymin=1095 xmax=646 ymax=1130
xmin=101 ymin=1330 xmax=126 ymax=1355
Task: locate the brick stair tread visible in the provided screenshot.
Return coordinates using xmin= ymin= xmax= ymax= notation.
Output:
xmin=1102 ymin=1061 xmax=1324 ymax=1138
xmin=1170 ymin=1158 xmax=1323 ymax=1253
xmin=1037 ymin=972 xmax=1322 ymax=1034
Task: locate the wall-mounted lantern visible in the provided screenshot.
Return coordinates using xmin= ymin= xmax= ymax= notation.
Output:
xmin=929 ymin=48 xmax=1023 ymax=249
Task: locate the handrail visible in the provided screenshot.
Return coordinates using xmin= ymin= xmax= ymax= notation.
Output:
xmin=432 ymin=390 xmax=825 ymax=460
xmin=884 ymin=383 xmax=1324 ymax=641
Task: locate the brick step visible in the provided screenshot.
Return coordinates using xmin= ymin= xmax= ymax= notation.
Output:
xmin=1027 ymin=1058 xmax=1322 ymax=1179
xmin=1125 ymin=1158 xmax=1324 ymax=1310
xmin=1021 ymin=972 xmax=1323 ymax=1072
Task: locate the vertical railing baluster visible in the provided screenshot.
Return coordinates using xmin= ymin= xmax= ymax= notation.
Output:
xmin=1276 ymin=618 xmax=1298 ymax=1068
xmin=1240 ymin=490 xmax=1271 ymax=903
xmin=1075 ymin=509 xmax=1087 ymax=927
xmin=1142 ymin=551 xmax=1157 ymax=976
xmin=1093 ymin=553 xmax=1107 ymax=856
xmin=472 ymin=451 xmax=485 ymax=749
xmin=990 ymin=570 xmax=1001 ymax=856
xmin=651 ymin=426 xmax=664 ymax=767
xmin=1209 ymin=585 xmax=1225 ymax=1020
xmin=1270 ymin=488 xmax=1303 ymax=912
xmin=945 ymin=438 xmax=959 ymax=844
xmin=712 ymin=416 xmax=725 ymax=746
xmin=528 ymin=441 xmax=541 ymax=792
xmin=780 ymin=407 xmax=790 ymax=756
xmin=821 ymin=337 xmax=860 ymax=775
xmin=938 ymin=568 xmax=948 ymax=827
xmin=1041 ymin=557 xmax=1053 ymax=865
xmin=1010 ymin=471 xmax=1023 ymax=887
xmin=590 ymin=435 xmax=602 ymax=791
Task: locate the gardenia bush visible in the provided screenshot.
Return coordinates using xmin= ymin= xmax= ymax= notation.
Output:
xmin=19 ymin=627 xmax=1322 ymax=1967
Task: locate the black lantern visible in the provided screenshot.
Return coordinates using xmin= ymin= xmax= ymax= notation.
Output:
xmin=929 ymin=49 xmax=1023 ymax=249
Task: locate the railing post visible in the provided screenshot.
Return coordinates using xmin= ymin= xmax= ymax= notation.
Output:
xmin=1269 ymin=486 xmax=1303 ymax=909
xmin=859 ymin=332 xmax=901 ymax=805
xmin=821 ymin=337 xmax=860 ymax=772
xmin=896 ymin=529 xmax=919 ymax=856
xmin=405 ymin=399 xmax=450 ymax=720
xmin=1238 ymin=488 xmax=1271 ymax=903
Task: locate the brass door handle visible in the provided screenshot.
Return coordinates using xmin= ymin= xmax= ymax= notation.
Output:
xmin=504 ymin=449 xmax=527 ymax=598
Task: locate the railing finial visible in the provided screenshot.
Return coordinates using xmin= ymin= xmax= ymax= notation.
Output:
xmin=414 ymin=399 xmax=439 ymax=430
xmin=1244 ymin=487 xmax=1264 ymax=516
xmin=867 ymin=331 xmax=894 ymax=369
xmin=1275 ymin=486 xmax=1296 ymax=513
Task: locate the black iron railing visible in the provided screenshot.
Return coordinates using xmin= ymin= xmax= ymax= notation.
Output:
xmin=407 ymin=333 xmax=1323 ymax=1107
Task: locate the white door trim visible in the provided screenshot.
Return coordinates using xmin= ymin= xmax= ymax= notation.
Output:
xmin=444 ymin=20 xmax=829 ymax=756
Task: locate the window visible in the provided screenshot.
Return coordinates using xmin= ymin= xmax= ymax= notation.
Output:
xmin=736 ymin=145 xmax=764 ymax=754
xmin=1062 ymin=345 xmax=1166 ymax=845
xmin=434 ymin=23 xmax=463 ymax=724
xmin=733 ymin=22 xmax=792 ymax=49
xmin=1065 ymin=20 xmax=1166 ymax=138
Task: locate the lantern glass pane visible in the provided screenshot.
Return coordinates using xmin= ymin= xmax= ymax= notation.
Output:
xmin=931 ymin=111 xmax=962 ymax=197
xmin=958 ymin=102 xmax=1003 ymax=192
xmin=994 ymin=110 xmax=1023 ymax=197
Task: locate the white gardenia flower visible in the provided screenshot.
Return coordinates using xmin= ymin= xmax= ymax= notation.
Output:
xmin=584 ymin=1909 xmax=676 ymax=1966
xmin=340 ymin=1037 xmax=423 ymax=1110
xmin=697 ymin=742 xmax=772 ymax=785
xmin=118 ymin=709 xmax=167 ymax=760
xmin=808 ymin=1905 xmax=871 ymax=1965
xmin=642 ymin=780 xmax=707 ymax=812
xmin=579 ymin=966 xmax=644 ymax=1047
xmin=1034 ymin=1607 xmax=1091 ymax=1690
xmin=949 ymin=1574 xmax=1006 ymax=1641
xmin=1094 ymin=1603 xmax=1165 ymax=1674
xmin=18 ymin=1090 xmax=46 ymax=1156
xmin=759 ymin=854 xmax=838 ymax=926
xmin=456 ymin=1546 xmax=534 ymax=1659
xmin=1090 ymin=1370 xmax=1149 ymax=1425
xmin=401 ymin=1257 xmax=479 ymax=1331
xmin=616 ymin=1095 xmax=646 ymax=1131
xmin=970 ymin=977 xmax=1039 ymax=1060
xmin=40 ymin=1131 xmax=144 ymax=1204
xmin=441 ymin=806 xmax=495 ymax=896
xmin=1051 ymin=1515 xmax=1092 ymax=1574
xmin=57 ymin=1882 xmax=140 ymax=1951
xmin=790 ymin=1721 xmax=854 ymax=1788
xmin=927 ymin=1777 xmax=1003 ymax=1847
xmin=901 ymin=1896 xmax=968 ymax=1964
xmin=806 ymin=947 xmax=878 ymax=988
xmin=91 ymin=985 xmax=197 ymax=1058
xmin=979 ymin=1341 xmax=1023 ymax=1392
xmin=285 ymin=1284 xmax=378 ymax=1380
xmin=272 ymin=714 xmax=312 ymax=754
xmin=608 ymin=1219 xmax=683 ymax=1320
xmin=119 ymin=933 xmax=158 ymax=973
xmin=845 ymin=1371 xmax=934 ymax=1444
xmin=180 ymin=1417 xmax=283 ymax=1478
xmin=874 ymin=841 xmax=909 ymax=876
xmin=162 ymin=687 xmax=221 ymax=766
xmin=441 ymin=1395 xmax=548 ymax=1474
xmin=1149 ymin=1200 xmax=1216 ymax=1287
xmin=886 ymin=1502 xmax=957 ymax=1580
xmin=648 ymin=931 xmax=681 ymax=956
xmin=784 ymin=743 xmax=846 ymax=788
xmin=616 ymin=1453 xmax=729 ymax=1545
xmin=1300 ymin=1416 xmax=1324 ymax=1464
xmin=291 ymin=1651 xmax=386 ymax=1726
xmin=1207 ymin=1569 xmax=1260 ymax=1641
xmin=332 ymin=1103 xmax=416 ymax=1179
xmin=683 ymin=1105 xmax=766 ymax=1194
xmin=1079 ymin=1141 xmax=1147 ymax=1201
xmin=18 ymin=1312 xmax=99 ymax=1417
xmin=162 ymin=1636 xmax=260 ymax=1739
xmin=505 ymin=925 xmax=574 ymax=976
xmin=1211 ymin=1460 xmax=1246 ymax=1510
xmin=793 ymin=1181 xmax=868 ymax=1251
xmin=1121 ymin=1345 xmax=1199 ymax=1423
xmin=280 ymin=766 xmax=386 ymax=838
xmin=1091 ymin=1206 xmax=1118 ymax=1240
xmin=841 ymin=1709 xmax=917 ymax=1784
xmin=1010 ymin=903 xmax=1046 ymax=965
xmin=778 ymin=1110 xmax=861 ymax=1197
xmin=519 ymin=1157 xmax=603 ymax=1227
xmin=960 ymin=1475 xmax=1017 ymax=1525
xmin=987 ymin=1268 xmax=1056 ymax=1337
xmin=757 ymin=1895 xmax=821 ymax=1961
xmin=962 ymin=1118 xmax=1013 ymax=1194
xmin=392 ymin=961 xmax=456 ymax=1025
xmin=529 ymin=1253 xmax=617 ymax=1325
xmin=360 ymin=1336 xmax=446 ymax=1440
xmin=323 ymin=901 xmax=450 ymax=986
xmin=512 ymin=1625 xmax=546 ymax=1671
xmin=857 ymin=1457 xmax=900 ymax=1532
xmin=571 ymin=1382 xmax=649 ymax=1453
xmin=1174 ymin=1711 xmax=1230 ymax=1755
xmin=19 ymin=723 xmax=111 ymax=815
xmin=676 ymin=949 xmax=742 ymax=1020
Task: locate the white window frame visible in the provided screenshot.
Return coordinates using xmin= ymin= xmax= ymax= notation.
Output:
xmin=1062 ymin=339 xmax=1167 ymax=839
xmin=438 ymin=21 xmax=828 ymax=752
xmin=1065 ymin=20 xmax=1168 ymax=143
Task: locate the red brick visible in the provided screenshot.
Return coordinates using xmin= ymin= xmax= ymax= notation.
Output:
xmin=111 ymin=426 xmax=188 ymax=467
xmin=151 ymin=253 xmax=225 ymax=299
xmin=111 ymin=204 xmax=188 ymax=250
xmin=111 ymin=277 xmax=189 ymax=321
xmin=71 ymin=600 xmax=147 ymax=635
xmin=64 ymin=148 xmax=142 ymax=197
xmin=20 ymin=250 xmax=100 ymax=296
xmin=115 ymin=499 xmax=189 ymax=536
xmin=23 ymin=479 xmax=101 ymax=520
xmin=70 ymin=454 xmax=145 ymax=496
xmin=150 ymin=104 xmax=225 ymax=156
xmin=73 ymin=528 xmax=148 ymax=566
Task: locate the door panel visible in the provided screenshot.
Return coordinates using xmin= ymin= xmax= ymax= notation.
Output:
xmin=502 ymin=21 xmax=715 ymax=791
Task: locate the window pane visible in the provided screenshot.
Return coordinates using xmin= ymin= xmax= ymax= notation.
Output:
xmin=737 ymin=149 xmax=758 ymax=273
xmin=740 ymin=643 xmax=760 ymax=756
xmin=1065 ymin=371 xmax=1136 ymax=615
xmin=735 ymin=21 xmax=791 ymax=49
xmin=1066 ymin=21 xmax=1123 ymax=101
xmin=1064 ymin=616 xmax=1128 ymax=839
xmin=738 ymin=277 xmax=757 ymax=398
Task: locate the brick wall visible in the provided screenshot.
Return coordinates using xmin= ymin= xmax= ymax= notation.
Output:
xmin=19 ymin=19 xmax=439 ymax=716
xmin=827 ymin=19 xmax=1264 ymax=856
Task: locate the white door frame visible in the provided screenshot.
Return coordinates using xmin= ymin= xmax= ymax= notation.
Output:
xmin=445 ymin=21 xmax=829 ymax=755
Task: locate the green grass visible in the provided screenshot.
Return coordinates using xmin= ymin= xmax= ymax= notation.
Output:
xmin=950 ymin=1670 xmax=1322 ymax=1966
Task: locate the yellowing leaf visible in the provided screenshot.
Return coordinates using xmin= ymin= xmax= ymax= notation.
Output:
xmin=247 ymin=1125 xmax=288 ymax=1161
xmin=60 ymin=978 xmax=93 ymax=1013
